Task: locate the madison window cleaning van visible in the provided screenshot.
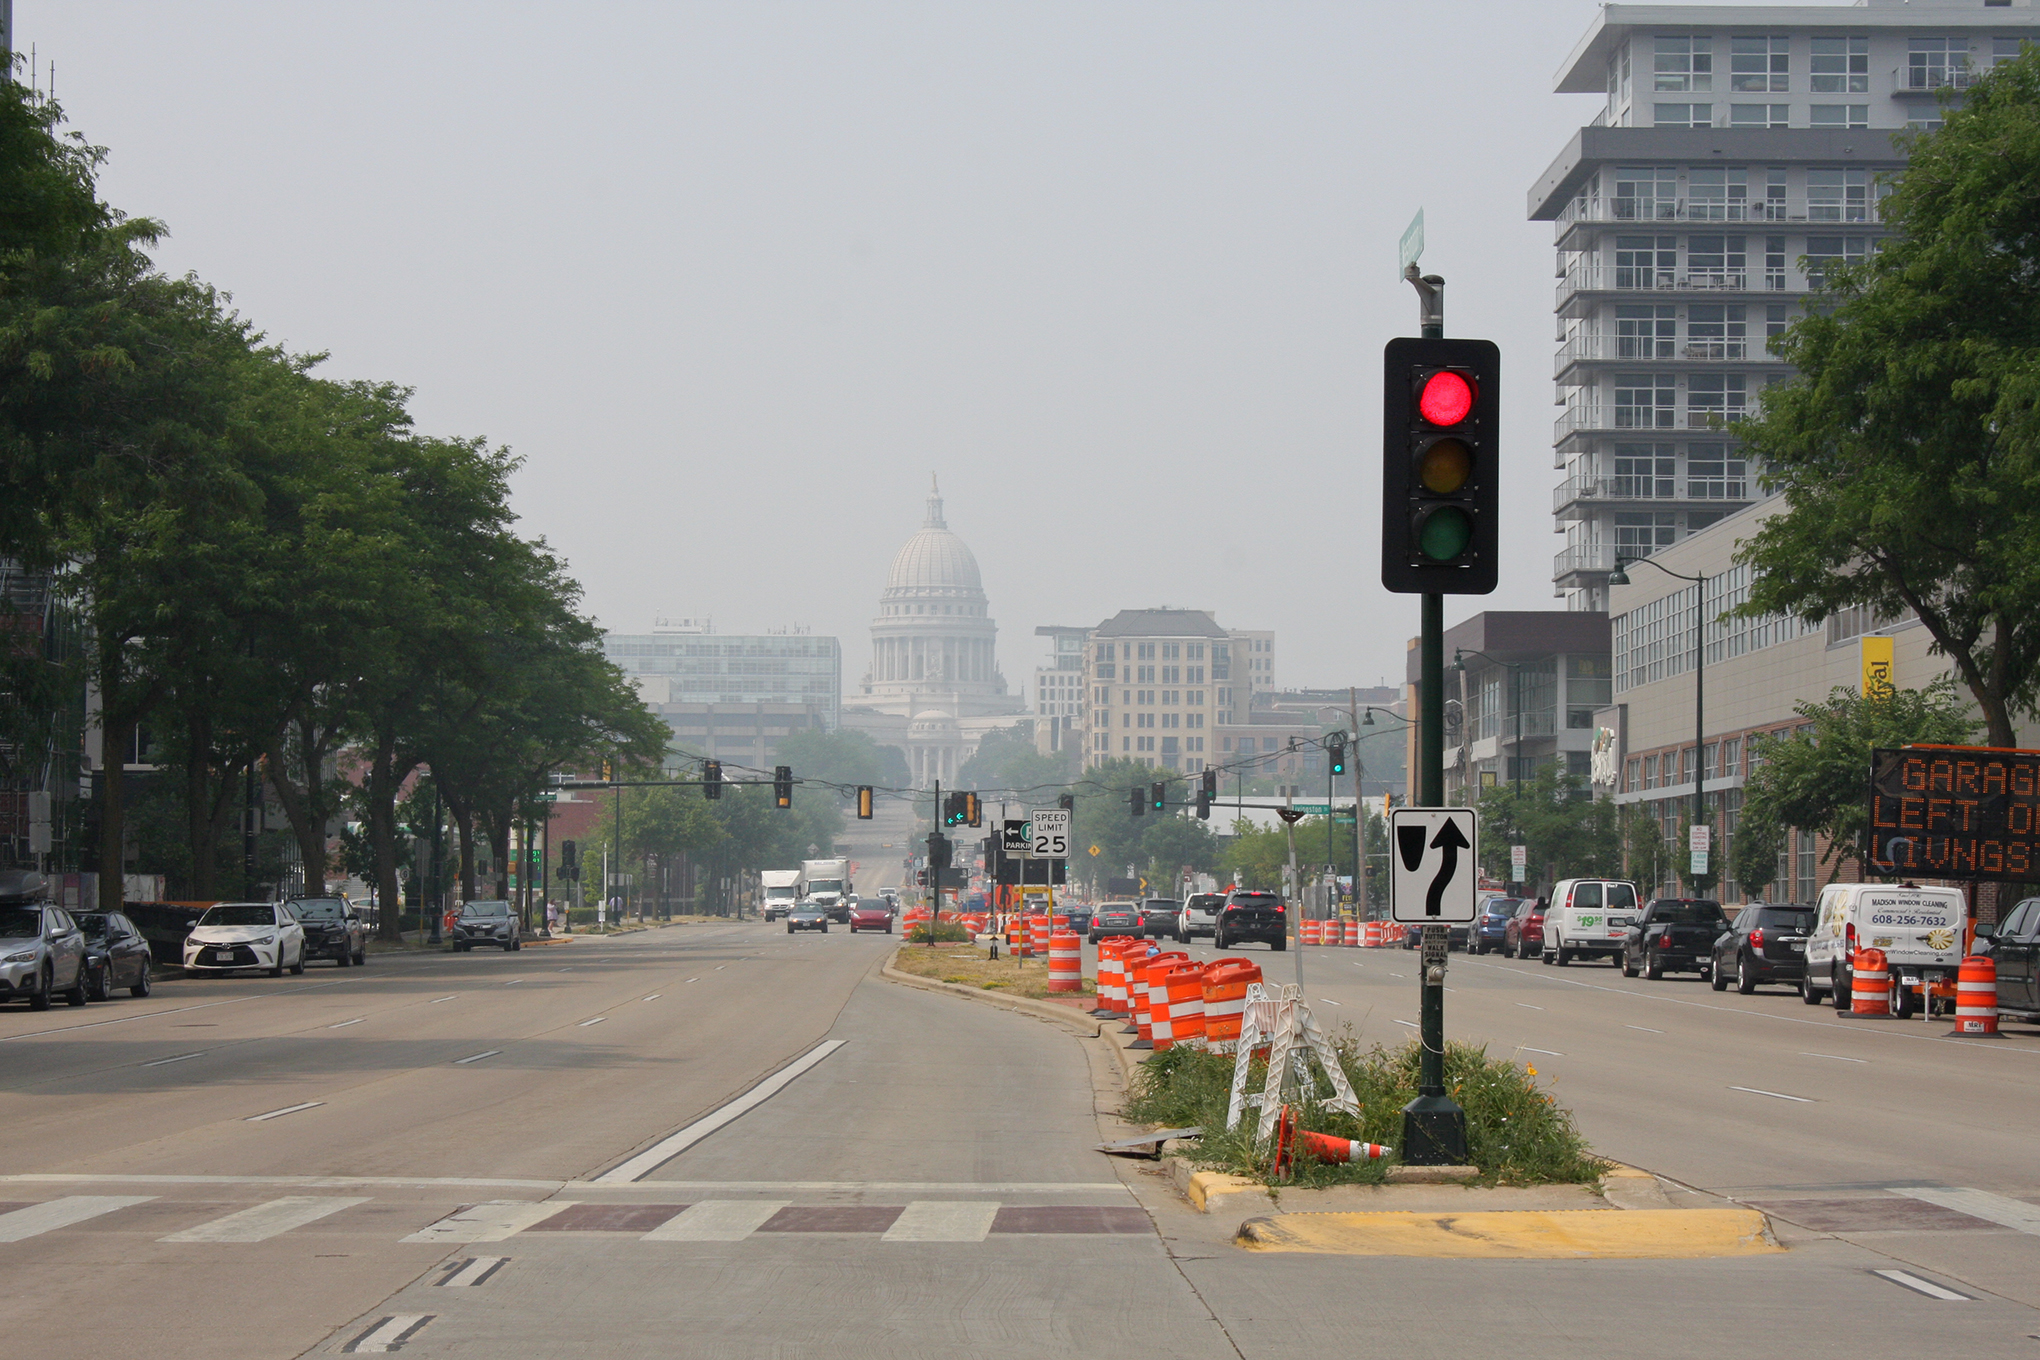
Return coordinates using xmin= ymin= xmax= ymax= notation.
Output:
xmin=1801 ymin=882 xmax=1967 ymax=1016
xmin=1541 ymin=879 xmax=1640 ymax=966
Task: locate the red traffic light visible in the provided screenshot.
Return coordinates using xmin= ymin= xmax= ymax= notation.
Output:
xmin=1417 ymin=370 xmax=1475 ymax=426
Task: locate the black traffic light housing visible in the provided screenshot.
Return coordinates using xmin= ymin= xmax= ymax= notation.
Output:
xmin=943 ymin=791 xmax=967 ymax=827
xmin=856 ymin=786 xmax=874 ymax=819
xmin=1128 ymin=786 xmax=1143 ymax=818
xmin=1196 ymin=769 xmax=1216 ymax=820
xmin=703 ymin=760 xmax=722 ymax=800
xmin=1150 ymin=782 xmax=1166 ymax=813
xmin=1328 ymin=732 xmax=1347 ymax=777
xmin=1382 ymin=336 xmax=1500 ymax=595
xmin=1058 ymin=793 xmax=1074 ymax=812
xmin=927 ymin=832 xmax=951 ymax=869
xmin=773 ymin=765 xmax=793 ymax=808
xmin=560 ymin=840 xmax=577 ymax=869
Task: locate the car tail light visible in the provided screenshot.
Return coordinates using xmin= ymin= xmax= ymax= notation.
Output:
xmin=1749 ymin=927 xmax=1764 ymax=949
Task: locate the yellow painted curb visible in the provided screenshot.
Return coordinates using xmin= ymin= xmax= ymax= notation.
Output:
xmin=1185 ymin=1172 xmax=1263 ymax=1212
xmin=1235 ymin=1208 xmax=1779 ymax=1259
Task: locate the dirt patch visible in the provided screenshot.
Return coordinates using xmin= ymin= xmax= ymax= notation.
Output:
xmin=888 ymin=945 xmax=1094 ymax=1000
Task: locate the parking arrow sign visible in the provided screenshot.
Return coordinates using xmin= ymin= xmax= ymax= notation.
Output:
xmin=1389 ymin=807 xmax=1479 ymax=924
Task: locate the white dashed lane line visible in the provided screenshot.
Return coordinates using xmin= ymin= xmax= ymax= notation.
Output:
xmin=579 ymin=1018 xmax=607 ymax=1027
xmin=1626 ymin=1025 xmax=1663 ymax=1034
xmin=1728 ymin=1086 xmax=1812 ymax=1103
xmin=246 ymin=1101 xmax=323 ymax=1122
xmin=453 ymin=1051 xmax=501 ymax=1065
xmin=1800 ymin=1052 xmax=1865 ymax=1063
xmin=141 ymin=1052 xmax=206 ymax=1067
xmin=326 ymin=1018 xmax=365 ymax=1030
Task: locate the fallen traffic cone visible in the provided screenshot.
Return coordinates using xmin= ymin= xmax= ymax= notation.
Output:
xmin=1297 ymin=1129 xmax=1392 ymax=1164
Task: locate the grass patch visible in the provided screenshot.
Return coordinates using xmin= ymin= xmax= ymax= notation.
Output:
xmin=1123 ymin=1038 xmax=1605 ymax=1188
xmin=889 ymin=944 xmax=1095 ymax=1000
xmin=905 ymin=922 xmax=973 ymax=944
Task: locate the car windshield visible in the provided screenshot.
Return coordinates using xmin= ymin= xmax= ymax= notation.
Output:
xmin=1188 ymin=895 xmax=1223 ymax=910
xmin=1652 ymin=901 xmax=1724 ymax=926
xmin=1758 ymin=907 xmax=1815 ymax=931
xmin=199 ymin=905 xmax=277 ymax=927
xmin=1231 ymin=893 xmax=1283 ymax=907
xmin=290 ymin=899 xmax=346 ymax=920
xmin=462 ymin=902 xmax=511 ymax=918
xmin=72 ymin=913 xmax=111 ymax=940
xmin=0 ymin=906 xmax=42 ymax=938
xmin=1144 ymin=900 xmax=1176 ymax=912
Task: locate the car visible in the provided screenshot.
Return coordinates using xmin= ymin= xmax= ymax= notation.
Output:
xmin=786 ymin=903 xmax=830 ymax=933
xmin=73 ymin=910 xmax=154 ymax=1000
xmin=1088 ymin=903 xmax=1143 ymax=943
xmin=1178 ymin=892 xmax=1225 ymax=941
xmin=0 ymin=873 xmax=88 ymax=1010
xmin=1468 ymin=897 xmax=1520 ymax=955
xmin=1401 ymin=919 xmax=1470 ymax=950
xmin=824 ymin=893 xmax=854 ymax=925
xmin=1503 ymin=898 xmax=1546 ymax=960
xmin=1059 ymin=905 xmax=1095 ymax=938
xmin=1711 ymin=902 xmax=1815 ymax=993
xmin=1978 ymin=897 xmax=2040 ymax=1019
xmin=1542 ymin=879 xmax=1641 ymax=966
xmin=286 ymin=897 xmax=367 ymax=967
xmin=1214 ymin=890 xmax=1287 ymax=951
xmin=124 ymin=901 xmax=210 ymax=967
xmin=1139 ymin=898 xmax=1181 ymax=939
xmin=184 ymin=901 xmax=308 ymax=977
xmin=451 ymin=900 xmax=521 ymax=952
xmin=1620 ymin=898 xmax=1728 ymax=980
xmin=847 ymin=900 xmax=893 ymax=933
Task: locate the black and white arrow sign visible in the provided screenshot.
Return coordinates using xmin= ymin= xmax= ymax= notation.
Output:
xmin=1389 ymin=808 xmax=1480 ymax=924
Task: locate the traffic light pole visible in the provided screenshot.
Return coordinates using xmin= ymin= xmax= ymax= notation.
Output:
xmin=1405 ymin=264 xmax=1468 ymax=1167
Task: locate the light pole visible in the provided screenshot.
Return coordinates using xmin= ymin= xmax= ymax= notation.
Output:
xmin=1358 ymin=705 xmax=1416 ymax=918
xmin=1608 ymin=555 xmax=1709 ymax=894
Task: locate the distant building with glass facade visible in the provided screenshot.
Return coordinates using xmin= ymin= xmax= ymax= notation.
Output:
xmin=602 ymin=620 xmax=841 ymax=768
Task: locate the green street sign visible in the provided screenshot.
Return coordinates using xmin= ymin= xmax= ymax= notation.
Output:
xmin=1398 ymin=207 xmax=1425 ymax=275
xmin=1292 ymin=803 xmax=1331 ymax=814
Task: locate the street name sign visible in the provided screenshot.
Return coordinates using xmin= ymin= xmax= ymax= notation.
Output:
xmin=1389 ymin=807 xmax=1479 ymax=924
xmin=1030 ymin=808 xmax=1070 ymax=859
xmin=1398 ymin=208 xmax=1425 ymax=275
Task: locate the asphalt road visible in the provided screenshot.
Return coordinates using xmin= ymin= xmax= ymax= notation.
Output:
xmin=0 ymin=921 xmax=2035 ymax=1358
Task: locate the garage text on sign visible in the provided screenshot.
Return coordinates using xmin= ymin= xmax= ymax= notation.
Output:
xmin=1868 ymin=745 xmax=2040 ymax=882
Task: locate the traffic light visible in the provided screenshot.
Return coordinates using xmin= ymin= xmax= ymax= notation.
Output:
xmin=1328 ymin=732 xmax=1347 ymax=777
xmin=1381 ymin=336 xmax=1500 ymax=594
xmin=856 ymin=785 xmax=874 ymax=819
xmin=915 ymin=869 xmax=928 ymax=886
xmin=1196 ymin=770 xmax=1216 ymax=820
xmin=601 ymin=759 xmax=613 ymax=782
xmin=560 ymin=840 xmax=577 ymax=869
xmin=1058 ymin=793 xmax=1074 ymax=812
xmin=1150 ymin=782 xmax=1166 ymax=813
xmin=943 ymin=791 xmax=967 ymax=827
xmin=927 ymin=832 xmax=951 ymax=869
xmin=773 ymin=765 xmax=793 ymax=808
xmin=964 ymin=792 xmax=981 ymax=827
xmin=703 ymin=760 xmax=722 ymax=800
xmin=1128 ymin=786 xmax=1144 ymax=818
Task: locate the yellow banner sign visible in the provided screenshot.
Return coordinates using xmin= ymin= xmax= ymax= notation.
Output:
xmin=1861 ymin=635 xmax=1895 ymax=701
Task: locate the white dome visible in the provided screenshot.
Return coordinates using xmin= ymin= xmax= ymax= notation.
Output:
xmin=883 ymin=481 xmax=984 ymax=598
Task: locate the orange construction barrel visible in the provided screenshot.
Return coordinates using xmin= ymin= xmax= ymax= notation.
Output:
xmin=1047 ymin=931 xmax=1082 ymax=993
xmin=1954 ymin=954 xmax=1999 ymax=1035
xmin=1202 ymin=959 xmax=1261 ymax=1049
xmin=1160 ymin=961 xmax=1208 ymax=1049
xmin=1851 ymin=947 xmax=1891 ymax=1017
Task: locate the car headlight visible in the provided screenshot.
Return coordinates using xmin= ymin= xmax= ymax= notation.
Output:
xmin=4 ymin=951 xmax=36 ymax=964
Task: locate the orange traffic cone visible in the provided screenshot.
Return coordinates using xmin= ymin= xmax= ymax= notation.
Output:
xmin=1271 ymin=1105 xmax=1297 ymax=1180
xmin=1297 ymin=1129 xmax=1392 ymax=1164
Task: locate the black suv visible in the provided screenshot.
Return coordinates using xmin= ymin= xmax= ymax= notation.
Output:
xmin=1139 ymin=898 xmax=1181 ymax=939
xmin=452 ymin=900 xmax=522 ymax=952
xmin=1710 ymin=902 xmax=1814 ymax=993
xmin=1214 ymin=890 xmax=1287 ymax=951
xmin=286 ymin=897 xmax=368 ymax=968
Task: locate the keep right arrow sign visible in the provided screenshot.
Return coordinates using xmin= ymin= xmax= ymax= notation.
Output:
xmin=1389 ymin=807 xmax=1479 ymax=924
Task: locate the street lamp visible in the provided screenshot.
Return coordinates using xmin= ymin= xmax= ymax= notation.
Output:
xmin=1449 ymin=648 xmax=1526 ymax=802
xmin=1608 ymin=555 xmax=1708 ymax=892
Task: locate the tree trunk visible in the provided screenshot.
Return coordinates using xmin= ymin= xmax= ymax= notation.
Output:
xmin=185 ymin=707 xmax=217 ymax=899
xmin=492 ymin=810 xmax=512 ymax=901
xmin=98 ymin=701 xmax=133 ymax=913
xmin=366 ymin=730 xmax=409 ymax=942
xmin=264 ymin=725 xmax=333 ymax=899
xmin=447 ymin=798 xmax=477 ymax=904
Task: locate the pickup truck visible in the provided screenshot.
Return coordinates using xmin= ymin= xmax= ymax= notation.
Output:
xmin=1978 ymin=896 xmax=2040 ymax=1020
xmin=1621 ymin=898 xmax=1728 ymax=980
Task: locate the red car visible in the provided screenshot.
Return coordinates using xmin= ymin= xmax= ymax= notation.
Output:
xmin=847 ymin=901 xmax=894 ymax=934
xmin=1503 ymin=899 xmax=1547 ymax=960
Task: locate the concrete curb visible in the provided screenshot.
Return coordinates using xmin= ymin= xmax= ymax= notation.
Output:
xmin=878 ymin=956 xmax=1108 ymax=1041
xmin=1233 ymin=1206 xmax=1782 ymax=1258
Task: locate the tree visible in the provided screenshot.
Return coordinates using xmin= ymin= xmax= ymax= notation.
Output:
xmin=1739 ymin=680 xmax=1978 ymax=885
xmin=1472 ymin=766 xmax=1620 ymax=892
xmin=1733 ymin=47 xmax=2040 ymax=749
xmin=955 ymin=722 xmax=1075 ymax=797
xmin=1624 ymin=804 xmax=1672 ymax=899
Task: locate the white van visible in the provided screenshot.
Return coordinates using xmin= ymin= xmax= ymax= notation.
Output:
xmin=1802 ymin=882 xmax=1967 ymax=1016
xmin=1541 ymin=879 xmax=1641 ymax=966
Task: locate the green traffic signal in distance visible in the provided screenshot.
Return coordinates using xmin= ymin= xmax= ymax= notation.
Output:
xmin=1328 ymin=733 xmax=1347 ymax=777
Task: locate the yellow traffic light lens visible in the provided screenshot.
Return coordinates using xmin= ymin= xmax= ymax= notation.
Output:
xmin=1417 ymin=506 xmax=1473 ymax=561
xmin=1417 ymin=438 xmax=1472 ymax=494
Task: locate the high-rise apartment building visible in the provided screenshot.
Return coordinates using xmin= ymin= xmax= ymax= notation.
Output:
xmin=1532 ymin=1 xmax=2040 ymax=611
xmin=1032 ymin=625 xmax=1091 ymax=755
xmin=1082 ymin=610 xmax=1255 ymax=773
xmin=602 ymin=620 xmax=842 ymax=767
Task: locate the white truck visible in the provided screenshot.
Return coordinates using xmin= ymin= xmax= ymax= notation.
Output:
xmin=1803 ymin=882 xmax=1967 ymax=1016
xmin=760 ymin=870 xmax=802 ymax=922
xmin=799 ymin=858 xmax=852 ymax=922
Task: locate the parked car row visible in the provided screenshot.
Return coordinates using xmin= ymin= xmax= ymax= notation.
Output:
xmin=1082 ymin=891 xmax=1288 ymax=951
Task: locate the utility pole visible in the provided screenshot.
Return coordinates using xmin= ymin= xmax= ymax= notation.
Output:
xmin=1282 ymin=783 xmax=1303 ymax=991
xmin=1350 ymin=688 xmax=1368 ymax=919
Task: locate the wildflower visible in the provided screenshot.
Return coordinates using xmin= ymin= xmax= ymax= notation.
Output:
xmin=1525 ymin=1064 xmax=1537 ymax=1077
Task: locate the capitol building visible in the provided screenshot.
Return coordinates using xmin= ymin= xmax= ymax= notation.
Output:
xmin=843 ymin=478 xmax=1025 ymax=787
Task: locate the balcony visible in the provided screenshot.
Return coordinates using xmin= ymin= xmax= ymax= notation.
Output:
xmin=1903 ymin=67 xmax=1979 ymax=93
xmin=1554 ymin=543 xmax=1620 ymax=585
xmin=1554 ymin=197 xmax=1883 ymax=250
xmin=1553 ymin=473 xmax=1752 ymax=520
xmin=1554 ymin=333 xmax=1783 ymax=383
xmin=1555 ymin=404 xmax=1749 ymax=448
xmin=1557 ymin=264 xmax=1796 ymax=309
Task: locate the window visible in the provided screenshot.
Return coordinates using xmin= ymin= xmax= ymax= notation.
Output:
xmin=1162 ymin=665 xmax=1180 ymax=684
xmin=1186 ymin=667 xmax=1203 ymax=684
xmin=1909 ymin=37 xmax=1971 ymax=91
xmin=1763 ymin=168 xmax=1787 ymax=221
xmin=1136 ymin=643 xmax=1155 ymax=660
xmin=1643 ymin=754 xmax=1659 ymax=789
xmin=1615 ymin=235 xmax=1677 ymax=288
xmin=1686 ymin=235 xmax=1746 ymax=288
xmin=1163 ymin=691 xmax=1178 ymax=706
xmin=1139 ymin=690 xmax=1154 ymax=705
xmin=1615 ymin=373 xmax=1677 ymax=429
xmin=1655 ymin=35 xmax=1712 ymax=91
xmin=1729 ymin=103 xmax=1788 ymax=129
xmin=1688 ymin=373 xmax=1747 ymax=426
xmin=1626 ymin=758 xmax=1641 ymax=792
xmin=1686 ymin=304 xmax=1746 ymax=360
xmin=1122 ymin=712 xmax=1131 ymax=727
xmin=1730 ymin=35 xmax=1789 ymax=92
xmin=1765 ymin=235 xmax=1787 ymax=290
xmin=1654 ymin=103 xmax=1712 ymax=129
xmin=1687 ymin=167 xmax=1747 ymax=220
xmin=1809 ymin=105 xmax=1868 ymax=130
xmin=1187 ymin=643 xmax=1204 ymax=660
xmin=1615 ymin=513 xmax=1679 ymax=562
xmin=1994 ymin=37 xmax=2028 ymax=68
xmin=1616 ymin=304 xmax=1676 ymax=359
xmin=1686 ymin=446 xmax=1747 ymax=499
xmin=1720 ymin=735 xmax=1741 ymax=777
xmin=1765 ymin=303 xmax=1789 ymax=339
xmin=1804 ymin=235 xmax=1868 ymax=287
xmin=1187 ymin=713 xmax=1203 ymax=728
xmin=1811 ymin=36 xmax=1868 ymax=93
xmin=1615 ymin=168 xmax=1678 ymax=222
xmin=1136 ymin=665 xmax=1155 ymax=683
xmin=1162 ymin=713 xmax=1179 ymax=729
xmin=1807 ymin=168 xmax=1870 ymax=222
xmin=1613 ymin=447 xmax=1676 ymax=498
xmin=1162 ymin=643 xmax=1180 ymax=660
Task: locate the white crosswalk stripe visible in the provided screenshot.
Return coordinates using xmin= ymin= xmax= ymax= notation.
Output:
xmin=882 ymin=1201 xmax=999 ymax=1243
xmin=641 ymin=1200 xmax=789 ymax=1242
xmin=402 ymin=1200 xmax=577 ymax=1244
xmin=1891 ymin=1186 xmax=2040 ymax=1237
xmin=161 ymin=1196 xmax=370 ymax=1244
xmin=0 ymin=1196 xmax=154 ymax=1242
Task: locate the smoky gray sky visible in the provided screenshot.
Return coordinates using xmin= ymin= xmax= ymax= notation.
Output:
xmin=22 ymin=2 xmax=1793 ymax=691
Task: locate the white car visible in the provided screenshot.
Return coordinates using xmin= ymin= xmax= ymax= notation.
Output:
xmin=1177 ymin=892 xmax=1225 ymax=941
xmin=1541 ymin=878 xmax=1640 ymax=966
xmin=184 ymin=902 xmax=307 ymax=977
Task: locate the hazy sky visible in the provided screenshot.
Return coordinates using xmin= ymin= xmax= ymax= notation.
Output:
xmin=20 ymin=2 xmax=1784 ymax=691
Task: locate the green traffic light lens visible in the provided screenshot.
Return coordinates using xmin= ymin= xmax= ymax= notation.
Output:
xmin=1417 ymin=438 xmax=1472 ymax=495
xmin=1417 ymin=507 xmax=1473 ymax=561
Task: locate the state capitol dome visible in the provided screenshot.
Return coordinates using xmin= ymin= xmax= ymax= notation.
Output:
xmin=883 ymin=503 xmax=983 ymax=600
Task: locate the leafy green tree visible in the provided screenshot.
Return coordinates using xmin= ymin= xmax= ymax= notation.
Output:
xmin=1740 ymin=680 xmax=1978 ymax=885
xmin=1734 ymin=48 xmax=2040 ymax=749
xmin=1624 ymin=804 xmax=1672 ymax=899
xmin=1473 ymin=766 xmax=1620 ymax=893
xmin=955 ymin=722 xmax=1075 ymax=797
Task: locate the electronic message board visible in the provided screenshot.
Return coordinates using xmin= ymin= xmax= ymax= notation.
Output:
xmin=1868 ymin=745 xmax=2040 ymax=882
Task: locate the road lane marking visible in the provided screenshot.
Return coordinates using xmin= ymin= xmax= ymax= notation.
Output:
xmin=578 ymin=1018 xmax=606 ymax=1027
xmin=453 ymin=1051 xmax=501 ymax=1065
xmin=595 ymin=1039 xmax=848 ymax=1183
xmin=1728 ymin=1086 xmax=1812 ymax=1103
xmin=342 ymin=1315 xmax=433 ymax=1353
xmin=1319 ymin=998 xmax=1343 ymax=1006
xmin=0 ymin=1196 xmax=153 ymax=1241
xmin=141 ymin=1052 xmax=206 ymax=1067
xmin=1393 ymin=1019 xmax=1418 ymax=1028
xmin=1625 ymin=1025 xmax=1663 ymax=1033
xmin=883 ymin=1201 xmax=1000 ymax=1243
xmin=642 ymin=994 xmax=661 ymax=1001
xmin=1520 ymin=1047 xmax=1563 ymax=1057
xmin=327 ymin=1018 xmax=365 ymax=1029
xmin=1873 ymin=1269 xmax=1969 ymax=1301
xmin=1891 ymin=1186 xmax=2040 ymax=1236
xmin=715 ymin=965 xmax=726 ymax=970
xmin=503 ymin=979 xmax=524 ymax=986
xmin=1 ymin=1173 xmax=567 ymax=1190
xmin=402 ymin=1200 xmax=578 ymax=1244
xmin=0 ymin=979 xmax=355 ymax=1043
xmin=160 ymin=1195 xmax=369 ymax=1243
xmin=1516 ymin=1004 xmax=1544 ymax=1011
xmin=246 ymin=1101 xmax=324 ymax=1122
xmin=1800 ymin=1052 xmax=1866 ymax=1063
xmin=641 ymin=1200 xmax=788 ymax=1242
xmin=437 ymin=1256 xmax=507 ymax=1287
xmin=431 ymin=996 xmax=457 ymax=1004
xmin=1389 ymin=973 xmax=1406 ymax=978
xmin=685 ymin=978 xmax=699 ymax=984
